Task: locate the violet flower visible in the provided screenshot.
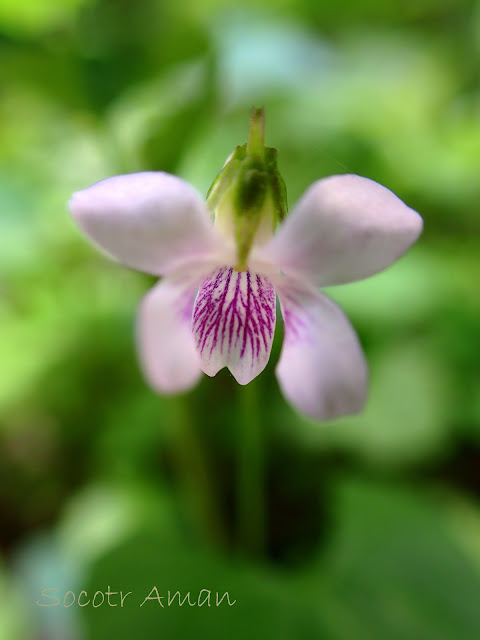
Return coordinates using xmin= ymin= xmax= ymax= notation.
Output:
xmin=69 ymin=109 xmax=422 ymax=419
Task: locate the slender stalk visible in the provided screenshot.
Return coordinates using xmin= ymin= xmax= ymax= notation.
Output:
xmin=247 ymin=106 xmax=265 ymax=158
xmin=236 ymin=381 xmax=266 ymax=557
xmin=170 ymin=397 xmax=226 ymax=549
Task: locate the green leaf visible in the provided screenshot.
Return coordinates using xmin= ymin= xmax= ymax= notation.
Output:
xmin=80 ymin=478 xmax=480 ymax=640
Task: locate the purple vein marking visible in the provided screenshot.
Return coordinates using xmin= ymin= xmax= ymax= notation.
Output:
xmin=277 ymin=280 xmax=318 ymax=344
xmin=192 ymin=267 xmax=276 ymax=371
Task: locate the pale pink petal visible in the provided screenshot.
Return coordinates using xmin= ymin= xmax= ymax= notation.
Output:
xmin=138 ymin=274 xmax=203 ymax=393
xmin=275 ymin=277 xmax=368 ymax=419
xmin=192 ymin=267 xmax=276 ymax=385
xmin=264 ymin=174 xmax=423 ymax=286
xmin=69 ymin=172 xmax=227 ymax=276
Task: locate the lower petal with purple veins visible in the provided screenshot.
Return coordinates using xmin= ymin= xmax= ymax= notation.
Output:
xmin=192 ymin=267 xmax=276 ymax=384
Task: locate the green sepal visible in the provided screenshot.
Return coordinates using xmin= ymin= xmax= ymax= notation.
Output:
xmin=206 ymin=109 xmax=288 ymax=270
xmin=206 ymin=144 xmax=247 ymax=213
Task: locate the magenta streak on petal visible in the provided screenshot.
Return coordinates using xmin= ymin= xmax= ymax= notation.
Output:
xmin=162 ymin=273 xmax=202 ymax=324
xmin=194 ymin=267 xmax=233 ymax=356
xmin=176 ymin=289 xmax=196 ymax=323
xmin=192 ymin=267 xmax=276 ymax=378
xmin=174 ymin=277 xmax=201 ymax=322
xmin=277 ymin=281 xmax=316 ymax=344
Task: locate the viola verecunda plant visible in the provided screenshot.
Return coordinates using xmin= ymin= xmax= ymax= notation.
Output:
xmin=69 ymin=108 xmax=423 ymax=419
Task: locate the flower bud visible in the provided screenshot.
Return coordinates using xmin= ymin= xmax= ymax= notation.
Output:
xmin=206 ymin=108 xmax=287 ymax=270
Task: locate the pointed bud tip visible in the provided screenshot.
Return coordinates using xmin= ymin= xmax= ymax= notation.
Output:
xmin=207 ymin=107 xmax=287 ymax=266
xmin=247 ymin=107 xmax=266 ymax=158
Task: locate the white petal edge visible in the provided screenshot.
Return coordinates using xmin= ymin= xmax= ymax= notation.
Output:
xmin=275 ymin=277 xmax=368 ymax=420
xmin=69 ymin=172 xmax=229 ymax=276
xmin=192 ymin=267 xmax=276 ymax=385
xmin=263 ymin=174 xmax=423 ymax=286
xmin=137 ymin=274 xmax=203 ymax=393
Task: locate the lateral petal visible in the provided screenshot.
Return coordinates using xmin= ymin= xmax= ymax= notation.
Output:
xmin=275 ymin=277 xmax=368 ymax=419
xmin=70 ymin=172 xmax=228 ymax=276
xmin=264 ymin=174 xmax=423 ymax=286
xmin=138 ymin=274 xmax=203 ymax=393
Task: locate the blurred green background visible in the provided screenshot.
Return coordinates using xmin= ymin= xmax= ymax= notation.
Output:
xmin=1 ymin=0 xmax=480 ymax=638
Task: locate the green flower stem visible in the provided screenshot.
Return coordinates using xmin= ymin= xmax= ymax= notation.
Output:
xmin=236 ymin=380 xmax=266 ymax=557
xmin=170 ymin=397 xmax=226 ymax=549
xmin=247 ymin=106 xmax=265 ymax=158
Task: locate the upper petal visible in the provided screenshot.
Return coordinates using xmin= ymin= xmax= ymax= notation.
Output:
xmin=138 ymin=273 xmax=204 ymax=393
xmin=263 ymin=174 xmax=423 ymax=286
xmin=275 ymin=276 xmax=368 ymax=420
xmin=69 ymin=172 xmax=228 ymax=276
xmin=192 ymin=267 xmax=276 ymax=385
